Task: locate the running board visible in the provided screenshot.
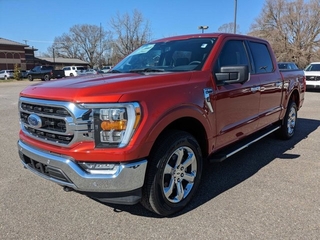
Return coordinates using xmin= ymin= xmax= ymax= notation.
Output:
xmin=208 ymin=125 xmax=281 ymax=163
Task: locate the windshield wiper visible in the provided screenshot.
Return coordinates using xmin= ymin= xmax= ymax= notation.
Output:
xmin=129 ymin=68 xmax=165 ymax=73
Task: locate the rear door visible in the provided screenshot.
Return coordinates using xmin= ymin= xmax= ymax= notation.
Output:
xmin=212 ymin=39 xmax=261 ymax=149
xmin=247 ymin=41 xmax=283 ymax=128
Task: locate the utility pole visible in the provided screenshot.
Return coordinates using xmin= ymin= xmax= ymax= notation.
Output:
xmin=234 ymin=0 xmax=237 ymax=34
xmin=53 ymin=48 xmax=55 ymax=69
xmin=100 ymin=23 xmax=102 ymax=69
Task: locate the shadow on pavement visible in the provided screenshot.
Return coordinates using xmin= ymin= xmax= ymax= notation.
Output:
xmin=93 ymin=117 xmax=320 ymax=218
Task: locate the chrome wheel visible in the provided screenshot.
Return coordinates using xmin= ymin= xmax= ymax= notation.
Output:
xmin=141 ymin=130 xmax=202 ymax=216
xmin=287 ymin=105 xmax=296 ymax=135
xmin=277 ymin=101 xmax=297 ymax=140
xmin=162 ymin=146 xmax=197 ymax=203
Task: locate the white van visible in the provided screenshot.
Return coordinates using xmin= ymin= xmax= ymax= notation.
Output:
xmin=62 ymin=66 xmax=86 ymax=77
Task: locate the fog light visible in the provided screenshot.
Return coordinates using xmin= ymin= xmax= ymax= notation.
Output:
xmin=78 ymin=162 xmax=119 ymax=174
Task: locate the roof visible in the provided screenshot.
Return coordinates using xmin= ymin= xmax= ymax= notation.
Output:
xmin=37 ymin=57 xmax=89 ymax=65
xmin=151 ymin=32 xmax=265 ymax=43
xmin=0 ymin=37 xmax=28 ymax=47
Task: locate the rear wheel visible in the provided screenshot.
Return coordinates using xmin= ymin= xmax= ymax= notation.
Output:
xmin=28 ymin=75 xmax=33 ymax=81
xmin=44 ymin=75 xmax=50 ymax=81
xmin=141 ymin=130 xmax=203 ymax=216
xmin=277 ymin=101 xmax=297 ymax=139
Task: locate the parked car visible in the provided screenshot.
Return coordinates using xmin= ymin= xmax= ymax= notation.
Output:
xmin=19 ymin=70 xmax=29 ymax=79
xmin=63 ymin=66 xmax=86 ymax=77
xmin=278 ymin=62 xmax=299 ymax=70
xmin=304 ymin=62 xmax=320 ymax=89
xmin=76 ymin=69 xmax=100 ymax=75
xmin=0 ymin=70 xmax=14 ymax=79
xmin=101 ymin=66 xmax=112 ymax=73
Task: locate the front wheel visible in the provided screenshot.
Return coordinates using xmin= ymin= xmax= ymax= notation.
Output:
xmin=277 ymin=101 xmax=297 ymax=139
xmin=28 ymin=75 xmax=33 ymax=81
xmin=141 ymin=130 xmax=203 ymax=216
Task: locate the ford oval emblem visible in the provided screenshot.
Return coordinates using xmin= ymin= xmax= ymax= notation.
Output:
xmin=27 ymin=114 xmax=42 ymax=128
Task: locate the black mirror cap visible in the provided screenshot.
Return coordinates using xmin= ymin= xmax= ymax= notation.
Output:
xmin=215 ymin=65 xmax=249 ymax=85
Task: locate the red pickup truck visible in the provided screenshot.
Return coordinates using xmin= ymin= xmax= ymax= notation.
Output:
xmin=18 ymin=33 xmax=305 ymax=216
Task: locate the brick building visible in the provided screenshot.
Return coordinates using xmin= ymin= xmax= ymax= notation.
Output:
xmin=0 ymin=38 xmax=30 ymax=70
xmin=0 ymin=38 xmax=89 ymax=70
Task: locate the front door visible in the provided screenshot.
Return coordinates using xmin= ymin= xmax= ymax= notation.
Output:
xmin=212 ymin=39 xmax=261 ymax=149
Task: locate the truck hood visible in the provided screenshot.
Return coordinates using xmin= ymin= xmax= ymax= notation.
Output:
xmin=20 ymin=72 xmax=193 ymax=103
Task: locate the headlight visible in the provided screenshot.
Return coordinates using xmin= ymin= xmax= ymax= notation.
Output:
xmin=80 ymin=102 xmax=141 ymax=148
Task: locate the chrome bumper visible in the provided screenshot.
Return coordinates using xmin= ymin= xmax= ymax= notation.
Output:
xmin=18 ymin=140 xmax=147 ymax=193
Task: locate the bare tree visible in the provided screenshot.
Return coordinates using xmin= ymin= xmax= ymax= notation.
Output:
xmin=218 ymin=22 xmax=241 ymax=34
xmin=109 ymin=9 xmax=152 ymax=64
xmin=249 ymin=0 xmax=320 ymax=68
xmin=47 ymin=24 xmax=112 ymax=68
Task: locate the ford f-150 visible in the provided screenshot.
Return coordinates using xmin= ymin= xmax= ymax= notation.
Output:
xmin=17 ymin=33 xmax=306 ymax=216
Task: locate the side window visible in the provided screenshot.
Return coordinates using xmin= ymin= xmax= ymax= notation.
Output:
xmin=248 ymin=41 xmax=274 ymax=73
xmin=215 ymin=40 xmax=249 ymax=72
xmin=290 ymin=63 xmax=298 ymax=70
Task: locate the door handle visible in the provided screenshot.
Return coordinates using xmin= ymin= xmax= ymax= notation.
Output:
xmin=275 ymin=82 xmax=283 ymax=89
xmin=251 ymin=86 xmax=260 ymax=92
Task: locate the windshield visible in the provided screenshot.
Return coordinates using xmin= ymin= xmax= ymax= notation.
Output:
xmin=305 ymin=64 xmax=320 ymax=71
xmin=112 ymin=38 xmax=216 ymax=73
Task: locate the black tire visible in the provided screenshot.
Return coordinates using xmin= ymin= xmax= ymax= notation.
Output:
xmin=28 ymin=75 xmax=33 ymax=81
xmin=277 ymin=101 xmax=297 ymax=139
xmin=70 ymin=73 xmax=74 ymax=77
xmin=141 ymin=130 xmax=203 ymax=216
xmin=44 ymin=75 xmax=50 ymax=81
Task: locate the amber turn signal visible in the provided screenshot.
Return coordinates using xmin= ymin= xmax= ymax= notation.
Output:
xmin=101 ymin=120 xmax=127 ymax=131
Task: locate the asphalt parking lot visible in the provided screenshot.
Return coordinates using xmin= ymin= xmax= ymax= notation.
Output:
xmin=0 ymin=81 xmax=319 ymax=239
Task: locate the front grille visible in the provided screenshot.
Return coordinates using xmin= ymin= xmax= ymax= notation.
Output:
xmin=21 ymin=112 xmax=67 ymax=132
xmin=22 ymin=154 xmax=72 ymax=183
xmin=19 ymin=97 xmax=93 ymax=146
xmin=306 ymin=75 xmax=320 ymax=81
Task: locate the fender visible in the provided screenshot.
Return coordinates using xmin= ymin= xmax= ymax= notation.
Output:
xmin=142 ymin=103 xmax=216 ymax=157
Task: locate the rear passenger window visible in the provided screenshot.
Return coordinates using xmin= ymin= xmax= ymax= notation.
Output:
xmin=248 ymin=41 xmax=274 ymax=73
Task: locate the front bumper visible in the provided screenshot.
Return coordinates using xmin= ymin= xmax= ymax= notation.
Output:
xmin=18 ymin=140 xmax=147 ymax=204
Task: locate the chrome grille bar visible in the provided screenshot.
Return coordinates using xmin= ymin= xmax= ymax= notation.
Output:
xmin=19 ymin=97 xmax=94 ymax=147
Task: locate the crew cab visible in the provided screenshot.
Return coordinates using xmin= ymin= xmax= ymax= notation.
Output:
xmin=17 ymin=33 xmax=305 ymax=216
xmin=26 ymin=65 xmax=64 ymax=81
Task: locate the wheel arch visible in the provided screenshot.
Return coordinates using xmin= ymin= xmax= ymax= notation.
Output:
xmin=280 ymin=87 xmax=301 ymax=120
xmin=145 ymin=107 xmax=212 ymax=162
xmin=290 ymin=89 xmax=300 ymax=110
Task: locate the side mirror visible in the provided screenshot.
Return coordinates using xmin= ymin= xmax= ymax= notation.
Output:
xmin=215 ymin=65 xmax=249 ymax=85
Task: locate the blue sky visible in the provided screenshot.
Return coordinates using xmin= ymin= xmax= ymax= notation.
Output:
xmin=0 ymin=0 xmax=265 ymax=55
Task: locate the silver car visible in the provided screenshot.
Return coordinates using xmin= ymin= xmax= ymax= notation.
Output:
xmin=0 ymin=70 xmax=14 ymax=79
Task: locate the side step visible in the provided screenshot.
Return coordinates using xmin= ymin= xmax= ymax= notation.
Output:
xmin=208 ymin=125 xmax=281 ymax=163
